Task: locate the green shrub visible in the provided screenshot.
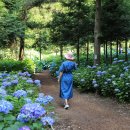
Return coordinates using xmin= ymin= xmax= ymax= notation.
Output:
xmin=0 ymin=59 xmax=35 ymax=74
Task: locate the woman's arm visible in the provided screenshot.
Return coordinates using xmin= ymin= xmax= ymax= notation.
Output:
xmin=58 ymin=72 xmax=63 ymax=83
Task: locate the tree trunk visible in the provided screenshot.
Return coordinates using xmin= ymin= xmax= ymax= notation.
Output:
xmin=105 ymin=41 xmax=108 ymax=64
xmin=110 ymin=42 xmax=112 ymax=64
xmin=40 ymin=47 xmax=42 ymax=61
xmin=116 ymin=39 xmax=119 ymax=58
xmin=19 ymin=36 xmax=24 ymax=61
xmin=104 ymin=42 xmax=106 ymax=63
xmin=86 ymin=42 xmax=89 ymax=65
xmin=94 ymin=0 xmax=101 ymax=65
xmin=60 ymin=44 xmax=63 ymax=60
xmin=125 ymin=38 xmax=128 ymax=61
xmin=77 ymin=38 xmax=80 ymax=65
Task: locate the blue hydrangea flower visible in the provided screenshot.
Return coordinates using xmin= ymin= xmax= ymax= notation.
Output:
xmin=35 ymin=97 xmax=49 ymax=105
xmin=0 ymin=100 xmax=13 ymax=114
xmin=91 ymin=66 xmax=96 ymax=69
xmin=26 ymin=79 xmax=33 ymax=84
xmin=45 ymin=95 xmax=54 ymax=102
xmin=93 ymin=84 xmax=99 ymax=88
xmin=120 ymin=74 xmax=124 ymax=78
xmin=24 ymin=98 xmax=32 ymax=103
xmin=13 ymin=90 xmax=27 ymax=98
xmin=41 ymin=116 xmax=55 ymax=126
xmin=111 ymin=75 xmax=115 ymax=78
xmin=18 ymin=126 xmax=31 ymax=130
xmin=2 ymin=82 xmax=12 ymax=87
xmin=38 ymin=93 xmax=44 ymax=97
xmin=104 ymin=82 xmax=108 ymax=85
xmin=80 ymin=79 xmax=85 ymax=82
xmin=34 ymin=80 xmax=41 ymax=86
xmin=0 ymin=88 xmax=7 ymax=97
xmin=113 ymin=58 xmax=118 ymax=61
xmin=17 ymin=103 xmax=46 ymax=122
xmin=118 ymin=60 xmax=124 ymax=63
xmin=106 ymin=79 xmax=112 ymax=82
xmin=11 ymin=79 xmax=18 ymax=85
xmin=114 ymin=88 xmax=120 ymax=93
xmin=92 ymin=80 xmax=96 ymax=84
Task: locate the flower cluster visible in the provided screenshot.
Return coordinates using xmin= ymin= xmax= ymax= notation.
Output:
xmin=0 ymin=100 xmax=13 ymax=114
xmin=34 ymin=80 xmax=41 ymax=86
xmin=11 ymin=79 xmax=18 ymax=85
xmin=35 ymin=95 xmax=54 ymax=105
xmin=17 ymin=103 xmax=46 ymax=122
xmin=18 ymin=72 xmax=31 ymax=77
xmin=13 ymin=90 xmax=27 ymax=98
xmin=0 ymin=88 xmax=7 ymax=97
xmin=41 ymin=116 xmax=55 ymax=126
xmin=18 ymin=126 xmax=31 ymax=130
xmin=26 ymin=79 xmax=33 ymax=84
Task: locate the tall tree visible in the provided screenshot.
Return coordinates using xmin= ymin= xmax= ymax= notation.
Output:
xmin=94 ymin=0 xmax=101 ymax=65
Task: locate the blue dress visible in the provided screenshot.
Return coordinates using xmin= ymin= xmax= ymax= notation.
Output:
xmin=59 ymin=60 xmax=77 ymax=99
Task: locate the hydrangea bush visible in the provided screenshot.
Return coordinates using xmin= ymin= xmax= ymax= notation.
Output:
xmin=73 ymin=59 xmax=130 ymax=102
xmin=0 ymin=71 xmax=55 ymax=130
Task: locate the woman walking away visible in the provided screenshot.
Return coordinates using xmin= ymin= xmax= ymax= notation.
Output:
xmin=58 ymin=52 xmax=77 ymax=109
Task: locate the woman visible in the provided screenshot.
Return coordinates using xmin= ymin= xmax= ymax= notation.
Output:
xmin=58 ymin=52 xmax=77 ymax=109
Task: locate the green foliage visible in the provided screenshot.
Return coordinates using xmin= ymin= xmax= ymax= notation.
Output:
xmin=102 ymin=0 xmax=130 ymax=42
xmin=0 ymin=59 xmax=35 ymax=73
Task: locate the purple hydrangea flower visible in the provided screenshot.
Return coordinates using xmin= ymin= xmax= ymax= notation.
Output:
xmin=0 ymin=100 xmax=13 ymax=114
xmin=13 ymin=90 xmax=27 ymax=98
xmin=18 ymin=126 xmax=31 ymax=130
xmin=17 ymin=103 xmax=46 ymax=122
xmin=41 ymin=116 xmax=55 ymax=126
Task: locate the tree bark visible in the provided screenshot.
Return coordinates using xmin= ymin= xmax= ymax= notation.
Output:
xmin=86 ymin=42 xmax=89 ymax=65
xmin=77 ymin=38 xmax=80 ymax=65
xmin=116 ymin=39 xmax=119 ymax=58
xmin=125 ymin=38 xmax=128 ymax=61
xmin=105 ymin=41 xmax=108 ymax=64
xmin=40 ymin=47 xmax=42 ymax=61
xmin=19 ymin=36 xmax=24 ymax=61
xmin=94 ymin=0 xmax=101 ymax=65
xmin=60 ymin=44 xmax=63 ymax=60
xmin=110 ymin=42 xmax=112 ymax=64
xmin=104 ymin=42 xmax=106 ymax=63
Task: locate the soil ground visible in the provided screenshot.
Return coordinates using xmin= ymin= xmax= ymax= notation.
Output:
xmin=34 ymin=70 xmax=130 ymax=130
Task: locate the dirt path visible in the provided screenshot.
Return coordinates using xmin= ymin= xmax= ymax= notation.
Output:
xmin=34 ymin=70 xmax=130 ymax=130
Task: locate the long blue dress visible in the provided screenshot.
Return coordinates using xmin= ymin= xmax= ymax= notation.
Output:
xmin=59 ymin=60 xmax=77 ymax=99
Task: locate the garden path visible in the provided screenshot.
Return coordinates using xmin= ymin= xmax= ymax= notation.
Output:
xmin=34 ymin=70 xmax=130 ymax=130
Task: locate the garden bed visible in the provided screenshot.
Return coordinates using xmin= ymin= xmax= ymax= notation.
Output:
xmin=0 ymin=71 xmax=55 ymax=130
